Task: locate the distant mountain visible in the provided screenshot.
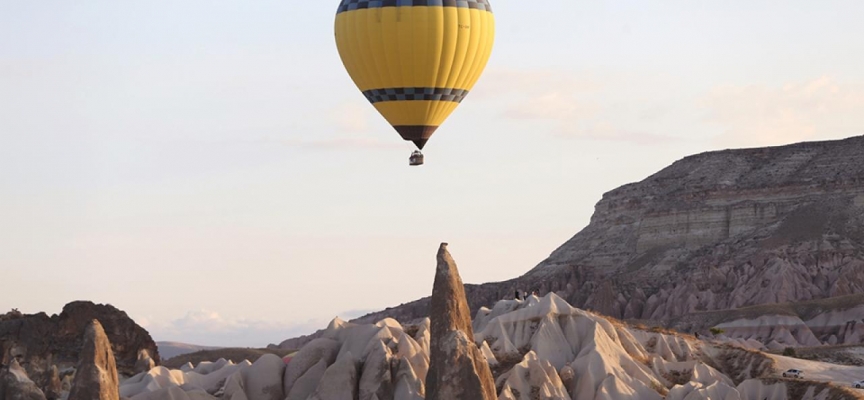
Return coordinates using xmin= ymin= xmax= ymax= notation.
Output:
xmin=156 ymin=341 xmax=223 ymax=360
xmin=351 ymin=135 xmax=864 ymax=346
xmin=159 ymin=347 xmax=294 ymax=370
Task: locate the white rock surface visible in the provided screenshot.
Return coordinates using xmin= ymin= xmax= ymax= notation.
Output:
xmin=307 ymin=352 xmax=359 ymax=400
xmin=497 ymin=351 xmax=570 ymax=400
xmin=239 ymin=354 xmax=284 ymax=400
xmin=119 ymin=292 xmax=864 ymax=400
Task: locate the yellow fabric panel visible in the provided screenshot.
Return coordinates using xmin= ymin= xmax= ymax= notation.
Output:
xmin=461 ymin=10 xmax=495 ymax=91
xmin=340 ymin=12 xmax=365 ymax=90
xmin=335 ymin=7 xmax=494 ymax=91
xmin=373 ymin=101 xmax=460 ymax=127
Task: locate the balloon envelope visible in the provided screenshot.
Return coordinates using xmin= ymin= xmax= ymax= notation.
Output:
xmin=334 ymin=0 xmax=495 ymax=149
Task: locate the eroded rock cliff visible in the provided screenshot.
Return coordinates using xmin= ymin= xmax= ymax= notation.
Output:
xmin=354 ymin=136 xmax=864 ymax=337
xmin=0 ymin=301 xmax=160 ymax=394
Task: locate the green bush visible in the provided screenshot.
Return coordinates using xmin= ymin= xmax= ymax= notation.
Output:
xmin=783 ymin=347 xmax=797 ymax=357
xmin=709 ymin=327 xmax=725 ymax=336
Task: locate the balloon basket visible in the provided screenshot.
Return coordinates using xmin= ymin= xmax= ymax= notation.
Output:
xmin=409 ymin=151 xmax=424 ymax=166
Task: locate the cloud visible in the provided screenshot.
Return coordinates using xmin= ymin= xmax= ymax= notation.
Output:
xmin=335 ymin=102 xmax=373 ymax=133
xmin=701 ymin=76 xmax=864 ymax=147
xmin=475 ymin=68 xmax=605 ymax=100
xmin=247 ymin=100 xmax=404 ymax=151
xmin=505 ymin=92 xmax=598 ymax=121
xmin=138 ymin=307 xmax=384 ymax=348
xmin=261 ymin=136 xmax=404 ymax=151
xmin=337 ymin=308 xmax=378 ymax=320
xmin=139 ymin=310 xmax=328 ymax=348
xmin=551 ymin=124 xmax=679 ymax=146
xmin=475 ymin=67 xmax=681 ymax=145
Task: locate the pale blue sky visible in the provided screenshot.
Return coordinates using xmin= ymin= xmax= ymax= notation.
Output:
xmin=1 ymin=1 xmax=862 ymax=346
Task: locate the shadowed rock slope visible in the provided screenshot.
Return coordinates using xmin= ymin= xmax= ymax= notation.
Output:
xmin=126 ymin=292 xmax=864 ymax=399
xmin=0 ymin=301 xmax=159 ymax=395
xmin=135 ymin=245 xmax=864 ymax=399
xmin=426 ymin=243 xmax=496 ymax=400
xmin=354 ymin=136 xmax=864 ymax=331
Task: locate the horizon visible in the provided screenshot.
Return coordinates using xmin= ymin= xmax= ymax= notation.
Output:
xmin=2 ymin=0 xmax=863 ymax=347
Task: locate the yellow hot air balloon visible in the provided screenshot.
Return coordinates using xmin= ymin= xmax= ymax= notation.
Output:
xmin=334 ymin=0 xmax=495 ymax=165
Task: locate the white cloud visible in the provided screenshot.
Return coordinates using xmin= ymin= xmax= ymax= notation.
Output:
xmin=335 ymin=102 xmax=373 ymax=133
xmin=475 ymin=68 xmax=605 ymax=100
xmin=551 ymin=123 xmax=678 ymax=146
xmin=139 ymin=310 xmax=328 ymax=348
xmin=474 ymin=67 xmax=682 ymax=145
xmin=701 ymin=76 xmax=864 ymax=147
xmin=505 ymin=92 xmax=597 ymax=121
xmin=137 ymin=307 xmax=382 ymax=348
xmin=337 ymin=308 xmax=378 ymax=320
xmin=263 ymin=136 xmax=404 ymax=151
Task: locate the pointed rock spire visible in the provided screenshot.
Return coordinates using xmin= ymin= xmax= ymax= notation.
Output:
xmin=425 ymin=243 xmax=497 ymax=400
xmin=68 ymin=320 xmax=119 ymax=400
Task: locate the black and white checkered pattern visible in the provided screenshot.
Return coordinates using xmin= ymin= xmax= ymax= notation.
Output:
xmin=337 ymin=0 xmax=492 ymax=14
xmin=362 ymin=87 xmax=469 ymax=103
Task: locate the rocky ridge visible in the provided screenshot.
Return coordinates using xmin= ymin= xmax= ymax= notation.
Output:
xmin=0 ymin=301 xmax=159 ymax=397
xmin=124 ymin=292 xmax=864 ymax=399
xmin=351 ymin=136 xmax=864 ymax=344
xmin=138 ymin=245 xmax=864 ymax=399
xmin=669 ymin=294 xmax=864 ymax=350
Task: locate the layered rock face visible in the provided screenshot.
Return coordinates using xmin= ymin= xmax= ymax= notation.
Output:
xmin=355 ymin=136 xmax=864 ymax=333
xmin=531 ymin=136 xmax=864 ymax=322
xmin=0 ymin=301 xmax=159 ymax=397
xmin=670 ymin=294 xmax=864 ymax=349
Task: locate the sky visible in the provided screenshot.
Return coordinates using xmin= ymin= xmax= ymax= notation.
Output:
xmin=1 ymin=1 xmax=862 ymax=347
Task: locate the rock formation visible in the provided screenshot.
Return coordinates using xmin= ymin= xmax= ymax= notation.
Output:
xmin=425 ymin=243 xmax=496 ymax=400
xmin=41 ymin=367 xmax=61 ymax=400
xmin=669 ymin=294 xmax=864 ymax=348
xmin=0 ymin=359 xmax=47 ymax=400
xmin=352 ymin=136 xmax=864 ymax=338
xmin=0 ymin=301 xmax=160 ymax=387
xmin=122 ymin=318 xmax=432 ymax=400
xmin=134 ymin=350 xmax=156 ymax=375
xmin=122 ymin=290 xmax=864 ymax=400
xmin=237 ymin=354 xmax=284 ymax=400
xmin=306 ymin=352 xmax=359 ymax=400
xmin=68 ymin=320 xmax=119 ymax=400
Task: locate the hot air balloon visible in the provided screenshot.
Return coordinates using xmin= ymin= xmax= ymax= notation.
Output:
xmin=334 ymin=0 xmax=495 ymax=166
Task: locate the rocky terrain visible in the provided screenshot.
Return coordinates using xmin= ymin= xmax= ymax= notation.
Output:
xmin=0 ymin=301 xmax=160 ymax=398
xmin=8 ymin=137 xmax=864 ymax=399
xmin=157 ymin=343 xmax=224 ymax=361
xmin=1 ymin=318 xmax=158 ymax=400
xmin=124 ymin=244 xmax=864 ymax=399
xmin=668 ymin=294 xmax=864 ymax=351
xmin=349 ymin=136 xmax=864 ymax=345
xmin=162 ymin=348 xmax=295 ymax=370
